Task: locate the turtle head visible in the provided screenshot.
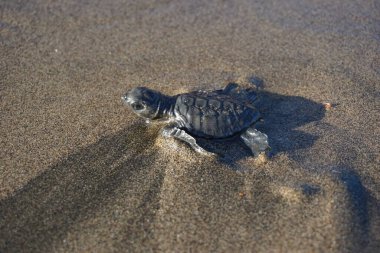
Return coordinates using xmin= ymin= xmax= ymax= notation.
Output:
xmin=122 ymin=87 xmax=163 ymax=119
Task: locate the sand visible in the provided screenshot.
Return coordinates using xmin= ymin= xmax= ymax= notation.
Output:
xmin=1 ymin=0 xmax=379 ymax=252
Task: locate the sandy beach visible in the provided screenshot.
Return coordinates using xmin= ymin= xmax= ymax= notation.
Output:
xmin=1 ymin=0 xmax=379 ymax=252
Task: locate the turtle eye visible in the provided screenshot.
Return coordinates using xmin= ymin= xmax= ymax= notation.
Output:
xmin=131 ymin=102 xmax=145 ymax=111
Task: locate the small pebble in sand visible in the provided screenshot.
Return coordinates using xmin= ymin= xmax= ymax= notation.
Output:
xmin=323 ymin=102 xmax=333 ymax=110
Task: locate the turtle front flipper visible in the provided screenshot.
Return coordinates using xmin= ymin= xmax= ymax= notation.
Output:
xmin=241 ymin=127 xmax=270 ymax=157
xmin=162 ymin=125 xmax=215 ymax=156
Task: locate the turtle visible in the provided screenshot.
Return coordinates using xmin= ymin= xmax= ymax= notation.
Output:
xmin=122 ymin=83 xmax=270 ymax=156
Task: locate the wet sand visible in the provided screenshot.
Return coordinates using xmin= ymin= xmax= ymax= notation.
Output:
xmin=1 ymin=0 xmax=379 ymax=252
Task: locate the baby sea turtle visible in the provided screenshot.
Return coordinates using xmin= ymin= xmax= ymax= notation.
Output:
xmin=122 ymin=83 xmax=269 ymax=156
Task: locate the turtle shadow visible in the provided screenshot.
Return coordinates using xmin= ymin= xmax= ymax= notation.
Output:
xmin=0 ymin=123 xmax=162 ymax=252
xmin=197 ymin=90 xmax=326 ymax=166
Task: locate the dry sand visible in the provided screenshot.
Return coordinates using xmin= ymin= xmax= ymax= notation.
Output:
xmin=1 ymin=0 xmax=379 ymax=252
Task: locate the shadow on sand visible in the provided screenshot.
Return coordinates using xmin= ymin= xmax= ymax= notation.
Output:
xmin=1 ymin=86 xmax=373 ymax=252
xmin=335 ymin=167 xmax=372 ymax=250
xmin=0 ymin=87 xmax=326 ymax=251
xmin=0 ymin=123 xmax=162 ymax=252
xmin=198 ymin=89 xmax=326 ymax=164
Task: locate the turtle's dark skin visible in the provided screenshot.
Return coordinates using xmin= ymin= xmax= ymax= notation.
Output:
xmin=122 ymin=83 xmax=269 ymax=156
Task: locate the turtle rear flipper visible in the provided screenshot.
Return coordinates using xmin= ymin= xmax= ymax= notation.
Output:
xmin=242 ymin=88 xmax=258 ymax=104
xmin=223 ymin=83 xmax=257 ymax=104
xmin=240 ymin=127 xmax=270 ymax=156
